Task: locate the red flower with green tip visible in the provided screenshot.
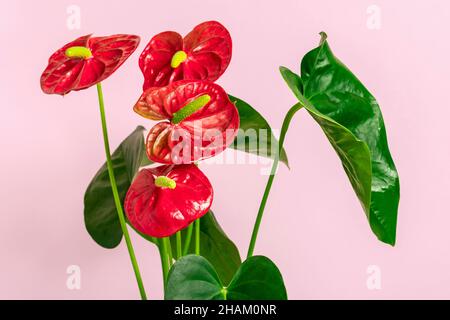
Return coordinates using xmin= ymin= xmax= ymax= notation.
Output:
xmin=134 ymin=80 xmax=239 ymax=164
xmin=139 ymin=21 xmax=232 ymax=90
xmin=40 ymin=34 xmax=140 ymax=95
xmin=125 ymin=164 xmax=213 ymax=238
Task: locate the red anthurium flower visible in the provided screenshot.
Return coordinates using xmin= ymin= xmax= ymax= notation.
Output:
xmin=134 ymin=80 xmax=239 ymax=164
xmin=41 ymin=34 xmax=140 ymax=95
xmin=139 ymin=21 xmax=232 ymax=90
xmin=125 ymin=164 xmax=213 ymax=238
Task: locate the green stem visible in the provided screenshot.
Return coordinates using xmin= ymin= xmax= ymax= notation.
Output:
xmin=176 ymin=232 xmax=182 ymax=259
xmin=96 ymin=83 xmax=147 ymax=300
xmin=183 ymin=223 xmax=194 ymax=255
xmin=246 ymin=103 xmax=303 ymax=258
xmin=195 ymin=219 xmax=201 ymax=255
xmin=165 ymin=237 xmax=173 ymax=268
xmin=160 ymin=238 xmax=170 ymax=285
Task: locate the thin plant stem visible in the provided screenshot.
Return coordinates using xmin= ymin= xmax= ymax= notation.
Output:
xmin=246 ymin=103 xmax=303 ymax=258
xmin=160 ymin=238 xmax=169 ymax=285
xmin=195 ymin=218 xmax=201 ymax=255
xmin=165 ymin=237 xmax=173 ymax=268
xmin=96 ymin=83 xmax=147 ymax=300
xmin=183 ymin=223 xmax=194 ymax=255
xmin=176 ymin=232 xmax=182 ymax=259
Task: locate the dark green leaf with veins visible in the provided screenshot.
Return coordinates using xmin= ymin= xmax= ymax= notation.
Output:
xmin=84 ymin=126 xmax=147 ymax=248
xmin=165 ymin=255 xmax=287 ymax=300
xmin=229 ymin=95 xmax=289 ymax=167
xmin=280 ymin=32 xmax=400 ymax=245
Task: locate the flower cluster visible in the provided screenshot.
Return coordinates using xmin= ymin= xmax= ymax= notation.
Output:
xmin=41 ymin=21 xmax=239 ymax=239
xmin=40 ymin=21 xmax=398 ymax=301
xmin=128 ymin=21 xmax=238 ymax=238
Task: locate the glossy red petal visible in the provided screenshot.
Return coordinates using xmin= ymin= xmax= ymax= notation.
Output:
xmin=133 ymin=85 xmax=173 ymax=120
xmin=40 ymin=35 xmax=90 ymax=95
xmin=136 ymin=81 xmax=239 ymax=164
xmin=40 ymin=34 xmax=140 ymax=95
xmin=139 ymin=32 xmax=183 ymax=91
xmin=146 ymin=122 xmax=173 ymax=162
xmin=89 ymin=34 xmax=141 ymax=81
xmin=183 ymin=21 xmax=232 ymax=82
xmin=139 ymin=21 xmax=231 ymax=90
xmin=124 ymin=165 xmax=213 ymax=238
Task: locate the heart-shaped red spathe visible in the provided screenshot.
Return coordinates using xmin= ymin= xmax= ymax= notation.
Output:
xmin=125 ymin=164 xmax=213 ymax=238
xmin=139 ymin=21 xmax=232 ymax=90
xmin=40 ymin=34 xmax=140 ymax=95
xmin=134 ymin=80 xmax=239 ymax=164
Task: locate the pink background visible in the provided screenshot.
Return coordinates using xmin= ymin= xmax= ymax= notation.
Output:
xmin=1 ymin=0 xmax=448 ymax=299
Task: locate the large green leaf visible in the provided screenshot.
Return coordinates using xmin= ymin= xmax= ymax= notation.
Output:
xmin=165 ymin=255 xmax=287 ymax=300
xmin=226 ymin=256 xmax=287 ymax=300
xmin=170 ymin=211 xmax=241 ymax=285
xmin=166 ymin=255 xmax=224 ymax=300
xmin=83 ymin=126 xmax=147 ymax=248
xmin=280 ymin=32 xmax=400 ymax=245
xmin=229 ymin=95 xmax=289 ymax=167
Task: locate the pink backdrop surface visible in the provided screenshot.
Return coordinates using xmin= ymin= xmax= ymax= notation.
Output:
xmin=0 ymin=0 xmax=448 ymax=299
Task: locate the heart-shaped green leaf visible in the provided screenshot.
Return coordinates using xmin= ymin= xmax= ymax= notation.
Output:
xmin=165 ymin=255 xmax=287 ymax=300
xmin=170 ymin=211 xmax=241 ymax=285
xmin=166 ymin=255 xmax=224 ymax=300
xmin=225 ymin=256 xmax=287 ymax=300
xmin=84 ymin=126 xmax=147 ymax=248
xmin=229 ymin=95 xmax=289 ymax=167
xmin=280 ymin=32 xmax=400 ymax=245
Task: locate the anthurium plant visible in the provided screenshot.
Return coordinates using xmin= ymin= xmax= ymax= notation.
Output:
xmin=40 ymin=22 xmax=399 ymax=300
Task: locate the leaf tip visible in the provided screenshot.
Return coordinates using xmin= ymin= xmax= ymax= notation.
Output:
xmin=280 ymin=149 xmax=290 ymax=169
xmin=319 ymin=31 xmax=328 ymax=45
xmin=278 ymin=65 xmax=292 ymax=82
xmin=375 ymin=229 xmax=396 ymax=246
xmin=385 ymin=236 xmax=396 ymax=247
xmin=279 ymin=66 xmax=289 ymax=79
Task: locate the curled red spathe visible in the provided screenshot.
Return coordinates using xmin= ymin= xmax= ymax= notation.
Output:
xmin=40 ymin=34 xmax=140 ymax=95
xmin=139 ymin=21 xmax=232 ymax=90
xmin=125 ymin=164 xmax=213 ymax=238
xmin=134 ymin=80 xmax=239 ymax=164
